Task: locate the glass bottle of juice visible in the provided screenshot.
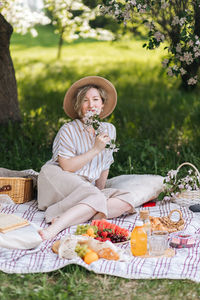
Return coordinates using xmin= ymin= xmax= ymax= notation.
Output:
xmin=131 ymin=220 xmax=147 ymax=256
xmin=140 ymin=210 xmax=151 ymax=250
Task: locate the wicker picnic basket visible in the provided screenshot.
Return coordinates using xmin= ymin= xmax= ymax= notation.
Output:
xmin=172 ymin=162 xmax=200 ymax=207
xmin=0 ymin=177 xmax=33 ymax=204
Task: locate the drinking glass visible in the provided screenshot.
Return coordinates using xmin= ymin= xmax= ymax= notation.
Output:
xmin=149 ymin=231 xmax=168 ymax=256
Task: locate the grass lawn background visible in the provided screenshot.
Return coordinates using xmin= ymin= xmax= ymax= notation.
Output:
xmin=0 ymin=25 xmax=200 ymax=299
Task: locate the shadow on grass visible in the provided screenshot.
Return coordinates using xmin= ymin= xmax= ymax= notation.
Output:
xmin=11 ymin=25 xmax=106 ymax=50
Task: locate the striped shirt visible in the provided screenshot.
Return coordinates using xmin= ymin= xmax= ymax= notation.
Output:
xmin=47 ymin=119 xmax=116 ymax=183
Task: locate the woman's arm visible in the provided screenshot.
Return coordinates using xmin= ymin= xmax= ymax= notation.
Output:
xmin=95 ymin=169 xmax=109 ymax=190
xmin=58 ymin=133 xmax=110 ymax=172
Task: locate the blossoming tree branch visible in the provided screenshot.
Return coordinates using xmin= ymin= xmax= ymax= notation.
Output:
xmin=101 ymin=0 xmax=200 ymax=89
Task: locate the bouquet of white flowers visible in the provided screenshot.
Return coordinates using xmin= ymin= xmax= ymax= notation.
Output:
xmin=82 ymin=109 xmax=119 ymax=152
xmin=159 ymin=162 xmax=200 ymax=207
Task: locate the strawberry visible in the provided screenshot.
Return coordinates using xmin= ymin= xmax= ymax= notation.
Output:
xmin=95 ymin=237 xmax=103 ymax=242
xmin=101 ymin=238 xmax=108 ymax=242
xmin=101 ymin=231 xmax=108 ymax=238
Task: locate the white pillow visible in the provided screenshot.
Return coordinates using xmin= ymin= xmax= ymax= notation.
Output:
xmin=105 ymin=174 xmax=164 ymax=207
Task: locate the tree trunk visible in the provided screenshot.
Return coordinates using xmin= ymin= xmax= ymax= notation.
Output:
xmin=0 ymin=13 xmax=21 ymax=123
xmin=57 ymin=29 xmax=64 ymax=59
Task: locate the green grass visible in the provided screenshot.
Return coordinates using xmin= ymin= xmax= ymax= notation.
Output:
xmin=1 ymin=25 xmax=200 ymax=299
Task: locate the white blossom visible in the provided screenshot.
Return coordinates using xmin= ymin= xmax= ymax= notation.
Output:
xmin=167 ymin=169 xmax=177 ymax=178
xmin=188 ymin=76 xmax=198 ymax=85
xmin=180 ymin=68 xmax=186 ymax=75
xmin=130 ymin=0 xmax=137 ymax=5
xmin=194 ymin=51 xmax=200 ymax=58
xmin=178 ymin=184 xmax=184 ymax=189
xmin=175 ymin=43 xmax=182 ymax=53
xmin=179 ymin=17 xmax=186 ymax=26
xmin=173 ymin=65 xmax=178 ymax=71
xmin=180 ymin=52 xmax=193 ymax=65
xmin=154 ymin=31 xmax=165 ymax=42
xmin=172 ymin=16 xmax=179 ymax=26
xmin=188 ymin=40 xmax=194 ymax=47
xmin=167 ymin=67 xmax=174 ymax=77
xmin=161 ymin=0 xmax=169 ymax=9
xmin=164 ymin=196 xmax=171 ymax=201
xmin=162 ymin=59 xmax=169 ymax=68
xmin=1 ymin=0 xmax=50 ymax=35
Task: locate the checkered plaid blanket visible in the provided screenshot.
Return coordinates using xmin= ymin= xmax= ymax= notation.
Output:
xmin=0 ymin=199 xmax=200 ymax=282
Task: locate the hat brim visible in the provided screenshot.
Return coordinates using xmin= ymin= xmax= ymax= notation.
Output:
xmin=63 ymin=76 xmax=117 ymax=119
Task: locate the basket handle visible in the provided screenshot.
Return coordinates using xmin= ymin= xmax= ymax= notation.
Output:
xmin=0 ymin=185 xmax=12 ymax=192
xmin=176 ymin=162 xmax=200 ymax=178
xmin=168 ymin=209 xmax=183 ymax=224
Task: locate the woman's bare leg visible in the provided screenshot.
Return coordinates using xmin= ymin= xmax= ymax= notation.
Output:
xmin=39 ymin=204 xmax=96 ymax=240
xmin=107 ymin=198 xmax=132 ymax=219
xmin=93 ymin=198 xmax=132 ymax=220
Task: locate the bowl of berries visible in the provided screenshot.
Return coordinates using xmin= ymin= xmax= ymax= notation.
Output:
xmin=75 ymin=219 xmax=130 ymax=244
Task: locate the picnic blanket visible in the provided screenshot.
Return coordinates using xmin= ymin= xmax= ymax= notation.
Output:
xmin=0 ymin=199 xmax=200 ymax=282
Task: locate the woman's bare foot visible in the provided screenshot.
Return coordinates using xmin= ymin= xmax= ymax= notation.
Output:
xmin=51 ymin=217 xmax=59 ymax=224
xmin=92 ymin=212 xmax=105 ymax=220
xmin=38 ymin=222 xmax=62 ymax=241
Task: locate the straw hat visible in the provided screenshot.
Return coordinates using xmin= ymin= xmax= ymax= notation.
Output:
xmin=63 ymin=76 xmax=117 ymax=119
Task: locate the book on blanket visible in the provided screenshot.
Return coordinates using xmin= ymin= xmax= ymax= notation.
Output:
xmin=0 ymin=213 xmax=29 ymax=233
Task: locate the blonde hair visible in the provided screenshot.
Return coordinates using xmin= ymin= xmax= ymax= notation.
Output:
xmin=74 ymin=85 xmax=107 ymax=118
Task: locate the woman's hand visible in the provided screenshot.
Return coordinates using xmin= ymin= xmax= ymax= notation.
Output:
xmin=93 ymin=133 xmax=110 ymax=152
xmin=58 ymin=133 xmax=110 ymax=173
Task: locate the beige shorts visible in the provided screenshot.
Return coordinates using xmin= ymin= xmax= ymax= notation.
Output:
xmin=37 ymin=164 xmax=135 ymax=222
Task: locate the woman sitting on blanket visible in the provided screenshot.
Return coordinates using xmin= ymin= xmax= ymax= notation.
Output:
xmin=38 ymin=76 xmax=135 ymax=240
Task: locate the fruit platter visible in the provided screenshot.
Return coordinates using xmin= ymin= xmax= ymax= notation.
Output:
xmin=52 ymin=220 xmax=131 ymax=265
xmin=75 ymin=219 xmax=130 ymax=244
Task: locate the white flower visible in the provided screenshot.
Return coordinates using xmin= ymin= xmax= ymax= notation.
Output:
xmin=178 ymin=184 xmax=184 ymax=189
xmin=188 ymin=40 xmax=194 ymax=47
xmin=164 ymin=196 xmax=171 ymax=201
xmin=194 ymin=52 xmax=200 ymax=58
xmin=186 ymin=185 xmax=192 ymax=191
xmin=82 ymin=110 xmax=119 ymax=152
xmin=180 ymin=52 xmax=194 ymax=65
xmin=175 ymin=43 xmax=182 ymax=53
xmin=130 ymin=0 xmax=136 ymax=5
xmin=154 ymin=31 xmax=165 ymax=42
xmin=188 ymin=77 xmax=198 ymax=85
xmin=167 ymin=67 xmax=174 ymax=77
xmin=172 ymin=65 xmax=178 ymax=71
xmin=167 ymin=170 xmax=177 ymax=178
xmin=180 ymin=68 xmax=186 ymax=75
xmin=161 ymin=0 xmax=169 ymax=9
xmin=165 ymin=177 xmax=170 ymax=182
xmin=162 ymin=59 xmax=169 ymax=68
xmin=172 ymin=16 xmax=179 ymax=26
xmin=193 ymin=184 xmax=198 ymax=190
xmin=179 ymin=17 xmax=186 ymax=26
